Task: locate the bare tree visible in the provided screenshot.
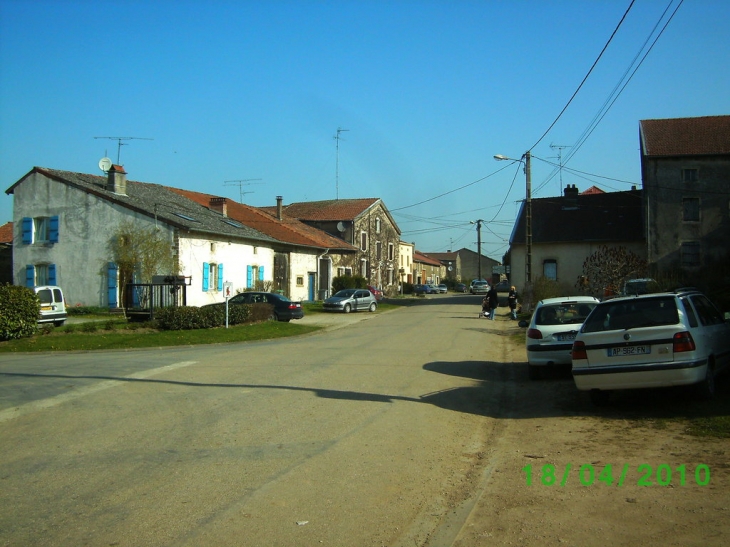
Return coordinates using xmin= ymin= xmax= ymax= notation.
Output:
xmin=577 ymin=245 xmax=647 ymax=297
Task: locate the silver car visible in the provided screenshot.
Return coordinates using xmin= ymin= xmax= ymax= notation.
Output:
xmin=323 ymin=289 xmax=378 ymax=313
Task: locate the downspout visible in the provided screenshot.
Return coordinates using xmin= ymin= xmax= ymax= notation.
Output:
xmin=317 ymin=248 xmax=330 ymax=300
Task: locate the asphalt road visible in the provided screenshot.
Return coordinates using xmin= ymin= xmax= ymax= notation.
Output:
xmin=0 ymin=295 xmax=518 ymax=547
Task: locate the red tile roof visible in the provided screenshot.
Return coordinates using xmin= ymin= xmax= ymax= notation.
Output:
xmin=414 ymin=250 xmax=442 ymax=267
xmin=0 ymin=222 xmax=12 ymax=244
xmin=168 ymin=188 xmax=356 ymax=251
xmin=640 ymin=115 xmax=730 ymax=157
xmin=266 ymin=198 xmax=381 ymax=221
xmin=581 ymin=186 xmax=605 ymax=195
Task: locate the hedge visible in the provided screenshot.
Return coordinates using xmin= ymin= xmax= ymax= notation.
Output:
xmin=155 ymin=303 xmax=273 ymax=330
xmin=0 ymin=284 xmax=40 ymax=341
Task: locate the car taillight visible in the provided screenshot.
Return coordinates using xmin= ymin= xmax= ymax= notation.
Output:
xmin=288 ymin=303 xmax=300 ymax=309
xmin=673 ymin=331 xmax=696 ymax=353
xmin=527 ymin=328 xmax=543 ymax=340
xmin=572 ymin=341 xmax=587 ymax=360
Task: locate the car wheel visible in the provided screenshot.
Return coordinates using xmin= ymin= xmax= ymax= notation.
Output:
xmin=343 ymin=303 xmax=351 ymax=313
xmin=54 ymin=320 xmax=65 ymax=327
xmin=528 ymin=364 xmax=541 ymax=380
xmin=269 ymin=312 xmax=278 ymax=322
xmin=589 ymin=389 xmax=610 ymax=406
xmin=368 ymin=302 xmax=377 ymax=312
xmin=696 ymin=361 xmax=716 ymax=400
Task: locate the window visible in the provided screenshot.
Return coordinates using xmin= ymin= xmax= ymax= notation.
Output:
xmin=25 ymin=263 xmax=57 ymax=287
xmin=360 ymin=231 xmax=368 ymax=251
xmin=388 ymin=243 xmax=394 ymax=261
xmin=682 ymin=168 xmax=698 ymax=183
xmin=296 ymin=276 xmax=304 ymax=286
xmin=543 ymin=260 xmax=557 ymax=281
xmin=247 ymin=264 xmax=265 ymax=289
xmin=681 ymin=242 xmax=700 ymax=268
xmin=683 ymin=198 xmax=700 ymax=221
xmin=375 ymin=217 xmax=381 ymax=233
xmin=203 ymin=262 xmax=224 ymax=292
xmin=337 ymin=267 xmax=353 ymax=277
xmin=22 ymin=216 xmax=59 ymax=244
xmin=376 ymin=241 xmax=382 ymax=260
xmin=360 ymin=259 xmax=368 ymax=277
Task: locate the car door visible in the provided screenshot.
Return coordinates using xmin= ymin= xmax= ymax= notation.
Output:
xmin=689 ymin=295 xmax=730 ymax=371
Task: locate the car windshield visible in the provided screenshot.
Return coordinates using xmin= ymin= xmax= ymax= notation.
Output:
xmin=536 ymin=302 xmax=597 ymax=326
xmin=36 ymin=289 xmax=53 ymax=304
xmin=334 ymin=289 xmax=356 ymax=297
xmin=582 ymin=296 xmax=679 ymax=333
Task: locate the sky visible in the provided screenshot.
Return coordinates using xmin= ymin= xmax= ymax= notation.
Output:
xmin=1 ymin=0 xmax=728 ymax=261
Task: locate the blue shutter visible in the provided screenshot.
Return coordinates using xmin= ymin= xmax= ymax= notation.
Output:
xmin=217 ymin=264 xmax=224 ymax=292
xmin=48 ymin=264 xmax=57 ymax=285
xmin=259 ymin=266 xmax=264 ymax=282
xmin=247 ymin=265 xmax=253 ymax=288
xmin=25 ymin=265 xmax=35 ymax=287
xmin=202 ymin=262 xmax=209 ymax=292
xmin=22 ymin=218 xmax=33 ymax=244
xmin=49 ymin=216 xmax=59 ymax=243
xmin=107 ymin=262 xmax=118 ymax=307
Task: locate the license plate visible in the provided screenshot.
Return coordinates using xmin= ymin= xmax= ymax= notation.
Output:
xmin=608 ymin=346 xmax=651 ymax=357
xmin=41 ymin=306 xmax=52 ymax=311
xmin=556 ymin=333 xmax=576 ymax=342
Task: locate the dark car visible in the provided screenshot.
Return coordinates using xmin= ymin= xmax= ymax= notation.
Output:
xmin=455 ymin=283 xmax=468 ymax=293
xmin=224 ymin=291 xmax=304 ymax=322
xmin=413 ymin=284 xmax=435 ymax=295
xmin=367 ymin=285 xmax=384 ymax=301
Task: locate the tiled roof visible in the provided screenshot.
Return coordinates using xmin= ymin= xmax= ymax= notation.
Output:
xmin=168 ymin=188 xmax=356 ymax=251
xmin=269 ymin=198 xmax=381 ymax=221
xmin=0 ymin=221 xmax=12 ymax=244
xmin=511 ymin=188 xmax=644 ymax=245
xmin=423 ymin=251 xmax=459 ymax=263
xmin=6 ymin=168 xmax=278 ymax=244
xmin=581 ymin=186 xmax=605 ymax=195
xmin=640 ymin=115 xmax=730 ymax=157
xmin=414 ymin=250 xmax=442 ymax=267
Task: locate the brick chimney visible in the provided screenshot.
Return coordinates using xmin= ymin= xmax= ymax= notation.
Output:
xmin=276 ymin=196 xmax=283 ymax=220
xmin=209 ymin=197 xmax=228 ymax=217
xmin=563 ymin=184 xmax=579 ymax=210
xmin=106 ymin=165 xmax=127 ymax=195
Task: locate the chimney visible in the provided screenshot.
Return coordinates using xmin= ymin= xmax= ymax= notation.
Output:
xmin=276 ymin=196 xmax=283 ymax=220
xmin=563 ymin=184 xmax=579 ymax=209
xmin=209 ymin=197 xmax=228 ymax=217
xmin=107 ymin=165 xmax=127 ymax=195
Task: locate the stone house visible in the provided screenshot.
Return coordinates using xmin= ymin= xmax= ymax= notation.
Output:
xmin=413 ymin=250 xmax=444 ymax=285
xmin=423 ymin=251 xmax=461 ymax=282
xmin=265 ymin=198 xmax=402 ymax=296
xmin=639 ymin=115 xmax=730 ymax=274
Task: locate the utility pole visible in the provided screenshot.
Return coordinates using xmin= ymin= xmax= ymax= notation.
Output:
xmin=224 ymin=179 xmax=263 ymax=203
xmin=94 ymin=136 xmax=153 ymax=164
xmin=525 ymin=151 xmax=532 ymax=285
xmin=471 ymin=219 xmax=484 ymax=281
xmin=334 ymin=127 xmax=349 ymax=200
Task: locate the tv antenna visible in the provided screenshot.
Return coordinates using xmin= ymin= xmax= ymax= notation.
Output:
xmin=549 ymin=143 xmax=571 ymax=192
xmin=224 ymin=179 xmax=263 ymax=202
xmin=334 ymin=127 xmax=349 ymax=200
xmin=94 ymin=136 xmax=153 ymax=164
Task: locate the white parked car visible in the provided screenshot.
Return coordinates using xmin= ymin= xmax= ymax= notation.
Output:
xmin=572 ymin=288 xmax=730 ymax=404
xmin=524 ymin=296 xmax=600 ymax=379
xmin=34 ymin=285 xmax=67 ymax=326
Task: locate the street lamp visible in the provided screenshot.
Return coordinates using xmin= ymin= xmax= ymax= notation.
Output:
xmin=494 ymin=151 xmax=532 ymax=285
xmin=469 ymin=219 xmax=484 ymax=281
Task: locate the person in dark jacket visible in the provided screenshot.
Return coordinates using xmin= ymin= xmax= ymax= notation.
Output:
xmin=507 ymin=286 xmax=518 ymax=320
xmin=487 ymin=285 xmax=498 ymax=320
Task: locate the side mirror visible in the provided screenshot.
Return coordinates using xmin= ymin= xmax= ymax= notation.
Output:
xmin=518 ymin=320 xmax=529 ymax=328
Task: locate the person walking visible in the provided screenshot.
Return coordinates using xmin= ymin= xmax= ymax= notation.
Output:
xmin=507 ymin=285 xmax=519 ymax=320
xmin=487 ymin=284 xmax=498 ymax=320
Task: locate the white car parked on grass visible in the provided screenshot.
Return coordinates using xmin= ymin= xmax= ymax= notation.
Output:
xmin=524 ymin=296 xmax=600 ymax=379
xmin=571 ymin=288 xmax=730 ymax=405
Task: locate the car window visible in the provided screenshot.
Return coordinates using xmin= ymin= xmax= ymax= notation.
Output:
xmin=582 ymin=297 xmax=678 ymax=333
xmin=335 ymin=290 xmax=355 ymax=297
xmin=680 ymin=297 xmax=699 ymax=328
xmin=690 ymin=295 xmax=724 ymax=326
xmin=37 ymin=289 xmax=53 ymax=304
xmin=355 ymin=290 xmax=368 ymax=298
xmin=535 ymin=303 xmax=596 ymax=326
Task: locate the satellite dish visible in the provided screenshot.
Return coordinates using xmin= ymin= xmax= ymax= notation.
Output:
xmin=99 ymin=157 xmax=112 ymax=173
xmin=337 ymin=221 xmax=345 ymax=232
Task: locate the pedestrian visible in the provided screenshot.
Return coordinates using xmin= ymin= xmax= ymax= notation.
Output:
xmin=487 ymin=284 xmax=498 ymax=320
xmin=507 ymin=285 xmax=518 ymax=320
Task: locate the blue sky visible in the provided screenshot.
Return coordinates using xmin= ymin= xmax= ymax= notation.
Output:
xmin=1 ymin=0 xmax=728 ymax=260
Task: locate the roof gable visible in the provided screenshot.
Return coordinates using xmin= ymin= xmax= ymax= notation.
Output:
xmin=640 ymin=115 xmax=730 ymax=157
xmin=0 ymin=221 xmax=12 ymax=244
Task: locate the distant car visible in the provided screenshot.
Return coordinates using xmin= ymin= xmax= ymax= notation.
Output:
xmin=572 ymin=288 xmax=730 ymax=404
xmin=367 ymin=285 xmax=384 ymax=301
xmin=437 ymin=284 xmax=448 ymax=293
xmin=524 ymin=296 xmax=600 ymax=379
xmin=220 ymin=291 xmax=304 ymax=322
xmin=455 ymin=283 xmax=468 ymax=293
xmin=413 ymin=284 xmax=435 ymax=295
xmin=34 ymin=285 xmax=67 ymax=326
xmin=323 ymin=289 xmax=378 ymax=313
xmin=621 ymin=278 xmax=657 ymax=296
xmin=470 ymin=281 xmax=489 ymax=295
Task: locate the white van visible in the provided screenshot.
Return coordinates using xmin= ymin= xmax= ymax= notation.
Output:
xmin=34 ymin=285 xmax=67 ymax=326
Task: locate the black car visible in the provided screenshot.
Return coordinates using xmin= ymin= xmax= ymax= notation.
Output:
xmin=226 ymin=291 xmax=304 ymax=322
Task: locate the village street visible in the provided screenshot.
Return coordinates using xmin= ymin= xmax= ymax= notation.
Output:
xmin=0 ymin=296 xmax=727 ymax=546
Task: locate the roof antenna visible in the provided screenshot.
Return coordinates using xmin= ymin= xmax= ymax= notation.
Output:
xmin=224 ymin=179 xmax=264 ymax=203
xmin=334 ymin=127 xmax=349 ymax=200
xmin=94 ymin=136 xmax=153 ymax=164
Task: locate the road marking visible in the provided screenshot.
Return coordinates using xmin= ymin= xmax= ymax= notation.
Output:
xmin=0 ymin=361 xmax=197 ymax=424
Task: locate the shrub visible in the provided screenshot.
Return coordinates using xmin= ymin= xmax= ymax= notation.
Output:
xmin=40 ymin=324 xmax=54 ymax=335
xmin=64 ymin=324 xmax=77 ymax=334
xmin=250 ymin=303 xmax=274 ymax=322
xmin=0 ymin=284 xmax=40 ymax=341
xmin=104 ymin=320 xmax=117 ymax=331
xmin=81 ymin=322 xmax=98 ymax=333
xmin=331 ymin=275 xmax=368 ymax=293
xmin=67 ymin=306 xmax=109 ymax=316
